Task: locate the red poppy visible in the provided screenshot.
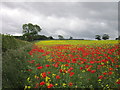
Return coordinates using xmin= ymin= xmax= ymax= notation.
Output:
xmin=70 ymin=72 xmax=75 ymax=77
xmin=37 ymin=66 xmax=43 ymax=69
xmin=87 ymin=68 xmax=91 ymax=72
xmin=103 ymin=72 xmax=107 ymax=75
xmin=109 ymin=68 xmax=113 ymax=71
xmin=56 ymin=75 xmax=60 ymax=79
xmin=90 ymin=70 xmax=96 ymax=73
xmin=47 ymin=72 xmax=51 ymax=74
xmin=116 ymin=80 xmax=120 ymax=84
xmin=108 ymin=72 xmax=113 ymax=75
xmin=70 ymin=67 xmax=74 ymax=70
xmin=85 ymin=65 xmax=89 ymax=68
xmin=65 ymin=64 xmax=69 ymax=66
xmin=79 ymin=67 xmax=83 ymax=70
xmin=59 ymin=69 xmax=62 ymax=73
xmin=98 ymin=75 xmax=103 ymax=79
xmin=47 ymin=84 xmax=54 ymax=88
xmin=42 ymin=72 xmax=46 ymax=78
xmin=40 ymin=81 xmax=45 ymax=85
xmin=69 ymin=82 xmax=73 ymax=86
xmin=89 ymin=61 xmax=95 ymax=64
xmin=115 ymin=65 xmax=119 ymax=68
xmin=45 ymin=64 xmax=50 ymax=67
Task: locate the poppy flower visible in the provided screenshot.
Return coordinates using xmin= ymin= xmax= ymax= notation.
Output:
xmin=68 ymin=82 xmax=73 ymax=86
xmin=70 ymin=72 xmax=75 ymax=77
xmin=115 ymin=65 xmax=119 ymax=68
xmin=41 ymin=72 xmax=47 ymax=78
xmin=116 ymin=80 xmax=120 ymax=84
xmin=87 ymin=68 xmax=91 ymax=72
xmin=40 ymin=81 xmax=45 ymax=85
xmin=103 ymin=72 xmax=107 ymax=75
xmin=56 ymin=75 xmax=60 ymax=79
xmin=89 ymin=61 xmax=95 ymax=64
xmin=98 ymin=75 xmax=103 ymax=79
xmin=47 ymin=72 xmax=51 ymax=74
xmin=79 ymin=67 xmax=83 ymax=70
xmin=47 ymin=84 xmax=54 ymax=88
xmin=37 ymin=66 xmax=43 ymax=69
xmin=108 ymin=72 xmax=113 ymax=75
xmin=70 ymin=67 xmax=74 ymax=70
xmin=109 ymin=68 xmax=113 ymax=71
xmin=90 ymin=70 xmax=96 ymax=73
xmin=65 ymin=64 xmax=69 ymax=66
xmin=85 ymin=65 xmax=89 ymax=68
xmin=45 ymin=64 xmax=50 ymax=67
xmin=59 ymin=69 xmax=63 ymax=73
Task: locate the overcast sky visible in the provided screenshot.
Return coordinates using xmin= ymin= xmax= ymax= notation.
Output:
xmin=1 ymin=2 xmax=118 ymax=39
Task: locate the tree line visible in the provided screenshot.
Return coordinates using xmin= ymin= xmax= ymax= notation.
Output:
xmin=14 ymin=23 xmax=120 ymax=41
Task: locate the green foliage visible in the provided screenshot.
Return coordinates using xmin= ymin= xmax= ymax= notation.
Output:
xmin=2 ymin=34 xmax=33 ymax=88
xmin=95 ymin=35 xmax=101 ymax=40
xmin=48 ymin=36 xmax=54 ymax=40
xmin=2 ymin=44 xmax=33 ymax=89
xmin=102 ymin=34 xmax=109 ymax=40
xmin=2 ymin=34 xmax=29 ymax=52
xmin=22 ymin=23 xmax=42 ymax=41
xmin=33 ymin=35 xmax=49 ymax=40
xmin=69 ymin=36 xmax=73 ymax=40
xmin=115 ymin=35 xmax=120 ymax=40
xmin=58 ymin=35 xmax=64 ymax=40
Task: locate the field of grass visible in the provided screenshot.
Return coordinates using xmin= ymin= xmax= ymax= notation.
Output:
xmin=23 ymin=40 xmax=120 ymax=89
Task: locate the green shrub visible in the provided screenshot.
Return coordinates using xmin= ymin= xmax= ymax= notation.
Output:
xmin=2 ymin=34 xmax=33 ymax=89
xmin=2 ymin=44 xmax=33 ymax=89
xmin=2 ymin=34 xmax=29 ymax=52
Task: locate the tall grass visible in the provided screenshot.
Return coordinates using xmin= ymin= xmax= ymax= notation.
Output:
xmin=2 ymin=34 xmax=33 ymax=89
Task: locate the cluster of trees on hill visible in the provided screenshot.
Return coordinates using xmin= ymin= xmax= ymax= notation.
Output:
xmin=95 ymin=34 xmax=120 ymax=40
xmin=95 ymin=34 xmax=109 ymax=40
xmin=16 ymin=23 xmax=53 ymax=41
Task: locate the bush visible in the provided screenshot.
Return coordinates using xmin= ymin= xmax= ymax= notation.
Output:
xmin=2 ymin=34 xmax=33 ymax=89
xmin=2 ymin=44 xmax=33 ymax=89
xmin=2 ymin=34 xmax=29 ymax=52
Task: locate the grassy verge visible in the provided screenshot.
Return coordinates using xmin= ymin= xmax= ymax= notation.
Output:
xmin=2 ymin=34 xmax=33 ymax=89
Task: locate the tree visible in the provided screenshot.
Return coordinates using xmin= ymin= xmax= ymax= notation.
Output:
xmin=48 ymin=36 xmax=54 ymax=40
xmin=58 ymin=35 xmax=64 ymax=40
xmin=95 ymin=35 xmax=101 ymax=40
xmin=116 ymin=36 xmax=120 ymax=40
xmin=102 ymin=34 xmax=109 ymax=40
xmin=69 ymin=36 xmax=73 ymax=40
xmin=22 ymin=23 xmax=42 ymax=41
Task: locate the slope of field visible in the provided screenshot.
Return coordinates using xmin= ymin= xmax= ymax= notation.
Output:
xmin=24 ymin=40 xmax=120 ymax=89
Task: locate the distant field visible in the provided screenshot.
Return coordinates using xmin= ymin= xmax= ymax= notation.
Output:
xmin=35 ymin=40 xmax=119 ymax=46
xmin=22 ymin=40 xmax=120 ymax=89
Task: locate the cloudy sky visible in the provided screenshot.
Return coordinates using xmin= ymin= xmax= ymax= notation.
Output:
xmin=1 ymin=2 xmax=118 ymax=39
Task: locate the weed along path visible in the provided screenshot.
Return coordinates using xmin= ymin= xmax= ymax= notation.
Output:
xmin=24 ymin=40 xmax=120 ymax=89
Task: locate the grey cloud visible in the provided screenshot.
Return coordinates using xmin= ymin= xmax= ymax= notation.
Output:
xmin=1 ymin=2 xmax=118 ymax=39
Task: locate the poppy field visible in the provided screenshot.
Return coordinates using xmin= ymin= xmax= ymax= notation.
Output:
xmin=24 ymin=40 xmax=120 ymax=89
